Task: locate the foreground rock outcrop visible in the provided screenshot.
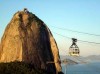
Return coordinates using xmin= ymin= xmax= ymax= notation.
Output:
xmin=0 ymin=9 xmax=62 ymax=73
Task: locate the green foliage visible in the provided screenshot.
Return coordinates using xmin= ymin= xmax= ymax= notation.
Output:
xmin=0 ymin=61 xmax=46 ymax=74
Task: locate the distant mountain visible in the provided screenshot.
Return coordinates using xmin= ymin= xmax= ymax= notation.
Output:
xmin=60 ymin=55 xmax=67 ymax=60
xmin=61 ymin=58 xmax=78 ymax=65
xmin=84 ymin=55 xmax=100 ymax=62
xmin=61 ymin=55 xmax=100 ymax=65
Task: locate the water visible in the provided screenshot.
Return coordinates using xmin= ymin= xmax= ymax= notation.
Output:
xmin=62 ymin=62 xmax=100 ymax=74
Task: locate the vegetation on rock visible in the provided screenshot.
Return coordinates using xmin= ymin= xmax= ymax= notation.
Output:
xmin=0 ymin=61 xmax=46 ymax=74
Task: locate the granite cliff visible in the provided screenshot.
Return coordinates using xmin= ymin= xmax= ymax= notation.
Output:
xmin=0 ymin=9 xmax=62 ymax=73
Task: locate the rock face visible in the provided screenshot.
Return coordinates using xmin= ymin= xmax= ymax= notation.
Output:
xmin=0 ymin=10 xmax=62 ymax=73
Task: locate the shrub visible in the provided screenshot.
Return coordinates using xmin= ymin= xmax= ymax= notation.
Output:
xmin=0 ymin=61 xmax=46 ymax=74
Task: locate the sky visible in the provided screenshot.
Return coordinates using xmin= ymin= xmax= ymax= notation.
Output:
xmin=0 ymin=0 xmax=100 ymax=56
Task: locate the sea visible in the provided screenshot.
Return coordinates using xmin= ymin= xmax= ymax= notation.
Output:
xmin=61 ymin=55 xmax=100 ymax=74
xmin=62 ymin=62 xmax=100 ymax=74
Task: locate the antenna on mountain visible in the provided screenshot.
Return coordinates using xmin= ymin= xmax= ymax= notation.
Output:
xmin=23 ymin=8 xmax=29 ymax=13
xmin=69 ymin=38 xmax=80 ymax=56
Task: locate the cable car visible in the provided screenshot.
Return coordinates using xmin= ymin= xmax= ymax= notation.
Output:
xmin=69 ymin=38 xmax=80 ymax=56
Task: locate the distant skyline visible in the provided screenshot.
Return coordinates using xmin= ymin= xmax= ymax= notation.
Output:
xmin=0 ymin=0 xmax=100 ymax=56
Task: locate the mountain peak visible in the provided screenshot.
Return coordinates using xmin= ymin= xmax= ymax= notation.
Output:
xmin=0 ymin=9 xmax=62 ymax=73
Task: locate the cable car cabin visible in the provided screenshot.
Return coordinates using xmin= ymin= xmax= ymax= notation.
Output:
xmin=69 ymin=38 xmax=80 ymax=56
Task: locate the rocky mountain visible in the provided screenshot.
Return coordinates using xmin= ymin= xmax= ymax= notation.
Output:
xmin=0 ymin=9 xmax=62 ymax=73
